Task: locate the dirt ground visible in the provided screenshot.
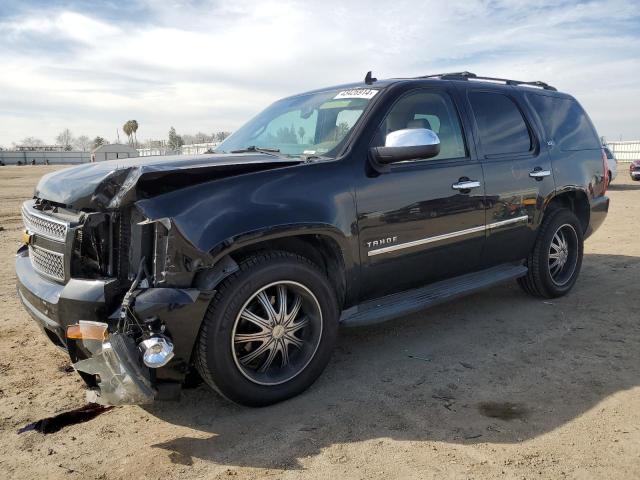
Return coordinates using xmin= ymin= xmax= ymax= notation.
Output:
xmin=0 ymin=165 xmax=638 ymax=480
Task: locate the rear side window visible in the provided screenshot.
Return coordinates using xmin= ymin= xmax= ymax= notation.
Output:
xmin=527 ymin=94 xmax=600 ymax=151
xmin=468 ymin=92 xmax=532 ymax=156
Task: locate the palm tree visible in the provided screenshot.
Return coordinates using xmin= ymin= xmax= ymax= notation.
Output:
xmin=122 ymin=121 xmax=132 ymax=145
xmin=130 ymin=120 xmax=139 ymax=147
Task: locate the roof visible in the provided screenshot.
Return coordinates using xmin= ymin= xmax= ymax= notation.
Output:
xmin=91 ymin=143 xmax=138 ymax=154
xmin=291 ymin=71 xmax=567 ymax=99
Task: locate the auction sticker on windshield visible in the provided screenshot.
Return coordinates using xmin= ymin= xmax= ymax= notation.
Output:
xmin=334 ymin=89 xmax=378 ymax=100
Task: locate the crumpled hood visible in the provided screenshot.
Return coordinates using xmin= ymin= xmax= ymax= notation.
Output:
xmin=34 ymin=153 xmax=301 ymax=210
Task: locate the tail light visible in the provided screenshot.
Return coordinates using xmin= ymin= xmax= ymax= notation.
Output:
xmin=601 ymin=148 xmax=608 ymax=194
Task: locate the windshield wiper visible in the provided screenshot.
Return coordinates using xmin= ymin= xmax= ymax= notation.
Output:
xmin=300 ymin=153 xmax=329 ymax=162
xmin=230 ymin=146 xmax=282 ymax=156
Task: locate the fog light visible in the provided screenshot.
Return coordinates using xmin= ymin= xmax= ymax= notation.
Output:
xmin=139 ymin=336 xmax=174 ymax=368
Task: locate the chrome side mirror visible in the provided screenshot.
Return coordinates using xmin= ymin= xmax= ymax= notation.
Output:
xmin=370 ymin=128 xmax=441 ymax=164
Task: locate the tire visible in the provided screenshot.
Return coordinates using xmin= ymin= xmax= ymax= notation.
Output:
xmin=195 ymin=251 xmax=339 ymax=407
xmin=518 ymin=209 xmax=584 ymax=298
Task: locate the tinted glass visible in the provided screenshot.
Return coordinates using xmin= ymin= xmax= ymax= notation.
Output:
xmin=469 ymin=92 xmax=532 ymax=156
xmin=374 ymin=91 xmax=466 ymax=161
xmin=604 ymin=147 xmax=613 ymax=159
xmin=527 ymin=94 xmax=600 ymax=151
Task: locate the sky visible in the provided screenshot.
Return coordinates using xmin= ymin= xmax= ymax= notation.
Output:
xmin=0 ymin=0 xmax=639 ymax=147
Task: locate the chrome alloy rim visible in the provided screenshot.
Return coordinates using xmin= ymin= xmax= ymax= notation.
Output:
xmin=231 ymin=281 xmax=323 ymax=386
xmin=548 ymin=223 xmax=579 ymax=286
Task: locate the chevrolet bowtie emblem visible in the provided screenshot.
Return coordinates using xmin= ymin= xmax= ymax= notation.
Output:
xmin=21 ymin=231 xmax=32 ymax=245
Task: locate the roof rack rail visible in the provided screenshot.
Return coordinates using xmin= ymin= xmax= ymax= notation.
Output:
xmin=417 ymin=71 xmax=557 ymax=91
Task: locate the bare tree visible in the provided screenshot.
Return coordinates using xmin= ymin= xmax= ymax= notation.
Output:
xmin=181 ymin=134 xmax=196 ymax=145
xmin=20 ymin=136 xmax=46 ymax=147
xmin=55 ymin=129 xmax=75 ymax=151
xmin=194 ymin=132 xmax=211 ymax=143
xmin=215 ymin=131 xmax=231 ymax=142
xmin=74 ymin=135 xmax=91 ymax=152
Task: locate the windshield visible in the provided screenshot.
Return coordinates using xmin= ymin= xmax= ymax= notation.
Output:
xmin=215 ymin=88 xmax=379 ymax=158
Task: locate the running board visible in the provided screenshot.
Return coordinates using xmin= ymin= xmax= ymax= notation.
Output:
xmin=340 ymin=263 xmax=528 ymax=327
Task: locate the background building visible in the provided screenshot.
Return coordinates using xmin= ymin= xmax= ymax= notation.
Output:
xmin=91 ymin=143 xmax=139 ymax=162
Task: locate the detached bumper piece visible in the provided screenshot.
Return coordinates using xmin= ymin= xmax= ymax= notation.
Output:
xmin=68 ymin=322 xmax=155 ymax=405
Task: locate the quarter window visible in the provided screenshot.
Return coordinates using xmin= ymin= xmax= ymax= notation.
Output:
xmin=469 ymin=92 xmax=532 ymax=156
xmin=526 ymin=94 xmax=600 ymax=151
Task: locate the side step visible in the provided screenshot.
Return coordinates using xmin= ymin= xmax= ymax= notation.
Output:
xmin=340 ymin=263 xmax=527 ymax=327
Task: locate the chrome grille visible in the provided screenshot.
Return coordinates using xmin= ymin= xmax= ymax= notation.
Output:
xmin=29 ymin=245 xmax=65 ymax=282
xmin=22 ymin=205 xmax=68 ymax=241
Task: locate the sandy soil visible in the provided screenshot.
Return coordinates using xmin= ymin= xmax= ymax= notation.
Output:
xmin=0 ymin=165 xmax=638 ymax=480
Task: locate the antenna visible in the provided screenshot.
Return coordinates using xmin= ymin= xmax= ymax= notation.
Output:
xmin=364 ymin=71 xmax=377 ymax=85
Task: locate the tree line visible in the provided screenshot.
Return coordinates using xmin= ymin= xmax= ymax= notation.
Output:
xmin=3 ymin=123 xmax=232 ymax=152
xmin=166 ymin=127 xmax=231 ymax=150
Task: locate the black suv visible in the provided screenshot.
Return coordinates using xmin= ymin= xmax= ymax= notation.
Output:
xmin=16 ymin=72 xmax=609 ymax=406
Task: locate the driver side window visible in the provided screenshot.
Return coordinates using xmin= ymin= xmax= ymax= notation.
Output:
xmin=375 ymin=91 xmax=467 ymax=161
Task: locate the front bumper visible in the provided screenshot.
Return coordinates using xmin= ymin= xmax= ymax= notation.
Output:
xmin=16 ymin=250 xmax=154 ymax=404
xmin=16 ymin=248 xmax=212 ymax=404
xmin=16 ymin=249 xmax=114 ymax=349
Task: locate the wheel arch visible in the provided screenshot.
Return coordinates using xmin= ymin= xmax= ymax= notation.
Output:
xmin=542 ymin=188 xmax=590 ymax=234
xmin=200 ymin=226 xmax=353 ymax=310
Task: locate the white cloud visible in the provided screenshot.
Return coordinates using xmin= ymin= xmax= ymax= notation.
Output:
xmin=0 ymin=0 xmax=638 ymax=146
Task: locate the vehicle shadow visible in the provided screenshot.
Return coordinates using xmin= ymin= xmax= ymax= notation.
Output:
xmin=608 ymin=182 xmax=640 ymax=191
xmin=145 ymin=253 xmax=640 ymax=469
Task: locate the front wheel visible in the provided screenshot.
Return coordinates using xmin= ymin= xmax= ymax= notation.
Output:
xmin=195 ymin=251 xmax=338 ymax=406
xmin=518 ymin=209 xmax=584 ymax=298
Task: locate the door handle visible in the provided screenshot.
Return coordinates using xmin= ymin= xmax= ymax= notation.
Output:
xmin=529 ymin=169 xmax=551 ymax=179
xmin=452 ymin=180 xmax=481 ymax=190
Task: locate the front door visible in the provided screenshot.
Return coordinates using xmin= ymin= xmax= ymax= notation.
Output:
xmin=356 ymin=88 xmax=486 ymax=301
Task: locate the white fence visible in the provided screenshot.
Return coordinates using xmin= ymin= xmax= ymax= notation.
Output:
xmin=137 ymin=142 xmax=220 ymax=157
xmin=606 ymin=141 xmax=640 ymax=163
xmin=0 ymin=150 xmax=90 ymax=165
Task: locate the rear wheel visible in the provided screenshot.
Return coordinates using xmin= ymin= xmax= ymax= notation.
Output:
xmin=196 ymin=251 xmax=338 ymax=406
xmin=518 ymin=209 xmax=584 ymax=298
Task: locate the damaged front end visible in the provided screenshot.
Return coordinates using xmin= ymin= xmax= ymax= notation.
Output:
xmin=63 ymin=221 xmax=218 ymax=405
xmin=68 ymin=321 xmax=157 ymax=405
xmin=17 ymin=154 xmax=282 ymax=405
xmin=65 ymin=253 xmax=182 ymax=405
xmin=17 ymin=199 xmax=220 ymax=405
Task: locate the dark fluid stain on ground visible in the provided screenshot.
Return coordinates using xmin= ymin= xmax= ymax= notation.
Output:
xmin=58 ymin=364 xmax=75 ymax=374
xmin=17 ymin=403 xmax=114 ymax=434
xmin=478 ymin=401 xmax=528 ymax=420
xmin=169 ymin=451 xmax=194 ymax=466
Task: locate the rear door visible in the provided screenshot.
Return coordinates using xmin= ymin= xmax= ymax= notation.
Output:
xmin=355 ymin=87 xmax=486 ymax=301
xmin=463 ymin=87 xmax=555 ymax=266
xmin=525 ymin=92 xmax=605 ymax=194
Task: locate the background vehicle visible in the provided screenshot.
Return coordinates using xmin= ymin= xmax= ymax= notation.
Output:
xmin=603 ymin=146 xmax=617 ymax=183
xmin=16 ymin=72 xmax=609 ymax=407
xmin=630 ymin=159 xmax=640 ymax=180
